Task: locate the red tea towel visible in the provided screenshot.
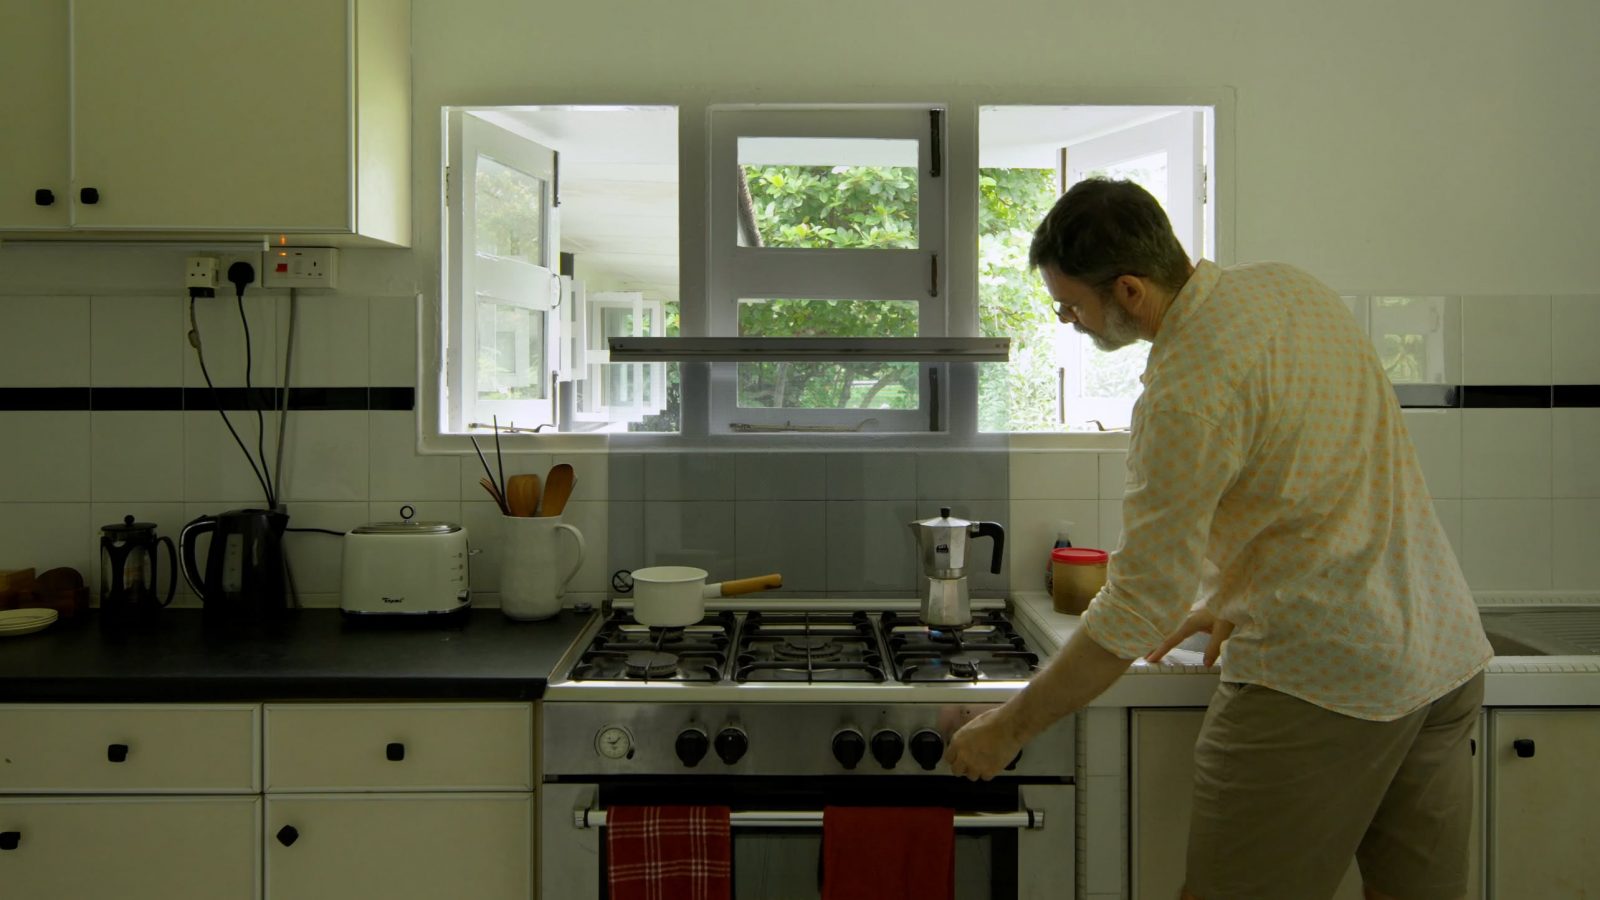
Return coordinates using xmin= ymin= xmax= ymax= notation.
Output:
xmin=607 ymin=805 xmax=732 ymax=900
xmin=821 ymin=806 xmax=955 ymax=900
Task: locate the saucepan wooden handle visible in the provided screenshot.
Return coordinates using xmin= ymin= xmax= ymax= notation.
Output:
xmin=718 ymin=574 xmax=783 ymax=597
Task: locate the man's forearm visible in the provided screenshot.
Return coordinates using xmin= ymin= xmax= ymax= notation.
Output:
xmin=1002 ymin=625 xmax=1135 ymax=743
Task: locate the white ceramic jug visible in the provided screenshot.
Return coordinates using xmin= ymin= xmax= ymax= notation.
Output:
xmin=498 ymin=515 xmax=586 ymax=621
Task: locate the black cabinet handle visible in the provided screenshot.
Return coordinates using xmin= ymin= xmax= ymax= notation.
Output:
xmin=1513 ymin=739 xmax=1536 ymax=758
xmin=276 ymin=825 xmax=299 ymax=847
xmin=386 ymin=742 xmax=405 ymax=762
xmin=34 ymin=189 xmax=54 ymax=207
xmin=0 ymin=831 xmax=19 ymax=850
xmin=107 ymin=743 xmax=129 ymax=763
xmin=80 ymin=187 xmax=100 ymax=205
xmin=1470 ymin=738 xmax=1476 ymax=756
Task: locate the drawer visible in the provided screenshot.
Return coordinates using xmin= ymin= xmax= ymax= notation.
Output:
xmin=265 ymin=703 xmax=532 ymax=791
xmin=0 ymin=704 xmax=260 ymax=793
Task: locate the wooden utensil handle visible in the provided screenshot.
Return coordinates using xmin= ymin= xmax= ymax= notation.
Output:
xmin=719 ymin=574 xmax=783 ymax=596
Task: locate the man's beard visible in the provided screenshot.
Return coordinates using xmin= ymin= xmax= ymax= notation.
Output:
xmin=1080 ymin=297 xmax=1144 ymax=352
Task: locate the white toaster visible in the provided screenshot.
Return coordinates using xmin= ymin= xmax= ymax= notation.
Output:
xmin=340 ymin=513 xmax=470 ymax=617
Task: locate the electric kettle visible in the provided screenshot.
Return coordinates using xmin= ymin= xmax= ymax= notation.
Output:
xmin=180 ymin=508 xmax=290 ymax=620
xmin=907 ymin=507 xmax=1005 ymax=627
xmin=99 ymin=515 xmax=177 ymax=621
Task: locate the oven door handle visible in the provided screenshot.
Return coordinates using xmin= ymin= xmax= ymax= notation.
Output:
xmin=574 ymin=807 xmax=1045 ymax=830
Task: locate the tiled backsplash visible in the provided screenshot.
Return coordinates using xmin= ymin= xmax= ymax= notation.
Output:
xmin=1 ymin=245 xmax=1597 ymax=601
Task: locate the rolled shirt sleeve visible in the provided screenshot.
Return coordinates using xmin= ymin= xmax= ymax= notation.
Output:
xmin=1079 ymin=407 xmax=1242 ymax=660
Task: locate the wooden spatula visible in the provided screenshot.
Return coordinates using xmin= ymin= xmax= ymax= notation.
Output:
xmin=506 ymin=473 xmax=542 ymax=517
xmin=537 ymin=464 xmax=576 ymax=517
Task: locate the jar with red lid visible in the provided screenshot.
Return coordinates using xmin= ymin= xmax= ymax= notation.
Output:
xmin=1051 ymin=547 xmax=1108 ymax=615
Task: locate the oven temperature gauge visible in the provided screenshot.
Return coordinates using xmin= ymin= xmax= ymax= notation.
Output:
xmin=595 ymin=726 xmax=634 ymax=760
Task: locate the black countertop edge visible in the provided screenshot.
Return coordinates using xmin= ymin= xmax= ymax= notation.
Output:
xmin=0 ymin=608 xmax=594 ymax=703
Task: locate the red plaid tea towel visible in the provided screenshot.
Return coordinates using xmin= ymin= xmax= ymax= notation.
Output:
xmin=607 ymin=805 xmax=732 ymax=900
xmin=821 ymin=806 xmax=954 ymax=900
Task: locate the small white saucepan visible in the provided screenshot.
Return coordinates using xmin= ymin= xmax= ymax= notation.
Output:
xmin=628 ymin=566 xmax=782 ymax=627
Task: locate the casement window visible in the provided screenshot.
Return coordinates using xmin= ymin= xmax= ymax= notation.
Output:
xmin=435 ymin=101 xmax=1220 ymax=443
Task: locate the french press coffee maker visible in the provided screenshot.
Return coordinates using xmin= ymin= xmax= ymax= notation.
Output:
xmin=99 ymin=515 xmax=177 ymax=620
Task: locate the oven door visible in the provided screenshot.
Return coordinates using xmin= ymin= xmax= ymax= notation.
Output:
xmin=539 ymin=778 xmax=1074 ymax=900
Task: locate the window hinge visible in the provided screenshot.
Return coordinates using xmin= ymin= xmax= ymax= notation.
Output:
xmin=1200 ymin=164 xmax=1208 ymax=204
xmin=443 ymin=165 xmax=450 ymax=207
xmin=928 ymin=366 xmax=942 ymax=432
xmin=929 ymin=254 xmax=939 ymax=297
xmin=553 ymin=151 xmax=562 ymax=207
xmin=929 ymin=110 xmax=943 ymax=178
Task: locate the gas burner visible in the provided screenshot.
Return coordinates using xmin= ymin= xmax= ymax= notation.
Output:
xmin=774 ymin=635 xmax=842 ymax=661
xmin=945 ymin=653 xmax=981 ymax=678
xmin=882 ymin=610 xmax=1040 ymax=683
xmin=625 ymin=651 xmax=680 ymax=678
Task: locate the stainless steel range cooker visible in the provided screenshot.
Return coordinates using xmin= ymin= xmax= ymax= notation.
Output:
xmin=539 ymin=599 xmax=1075 ymax=899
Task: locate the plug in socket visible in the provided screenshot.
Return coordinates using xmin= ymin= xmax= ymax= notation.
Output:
xmin=218 ymin=252 xmax=261 ymax=289
xmin=263 ymin=247 xmax=339 ymax=289
xmin=185 ymin=256 xmax=218 ymax=289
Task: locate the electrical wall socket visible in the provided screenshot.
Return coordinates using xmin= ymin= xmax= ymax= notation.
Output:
xmin=185 ymin=256 xmax=218 ymax=288
xmin=262 ymin=247 xmax=339 ymax=289
xmin=219 ymin=252 xmax=261 ymax=289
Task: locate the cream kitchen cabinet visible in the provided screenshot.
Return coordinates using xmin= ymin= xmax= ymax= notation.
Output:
xmin=261 ymin=702 xmax=535 ymax=899
xmin=1488 ymin=708 xmax=1600 ymax=898
xmin=0 ymin=704 xmax=263 ymax=898
xmin=0 ymin=0 xmax=409 ymax=245
xmin=1129 ymin=709 xmax=1485 ymax=900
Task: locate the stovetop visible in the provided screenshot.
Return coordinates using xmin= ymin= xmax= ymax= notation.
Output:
xmin=564 ymin=607 xmax=1039 ymax=686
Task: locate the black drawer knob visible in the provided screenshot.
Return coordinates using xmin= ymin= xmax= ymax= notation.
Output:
xmin=386 ymin=742 xmax=406 ymax=762
xmin=276 ymin=825 xmax=299 ymax=847
xmin=80 ymin=187 xmax=100 ymax=205
xmin=107 ymin=743 xmax=129 ymax=763
xmin=0 ymin=831 xmax=20 ymax=850
xmin=1513 ymin=739 xmax=1536 ymax=758
xmin=34 ymin=189 xmax=54 ymax=207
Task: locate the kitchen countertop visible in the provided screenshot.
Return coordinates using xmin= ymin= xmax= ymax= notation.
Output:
xmin=0 ymin=608 xmax=594 ymax=702
xmin=1010 ymin=591 xmax=1600 ymax=707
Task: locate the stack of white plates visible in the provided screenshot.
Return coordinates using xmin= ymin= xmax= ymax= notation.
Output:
xmin=0 ymin=608 xmax=58 ymax=637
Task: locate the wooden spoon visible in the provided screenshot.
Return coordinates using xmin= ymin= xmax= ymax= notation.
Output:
xmin=506 ymin=474 xmax=542 ymax=517
xmin=537 ymin=464 xmax=576 ymax=517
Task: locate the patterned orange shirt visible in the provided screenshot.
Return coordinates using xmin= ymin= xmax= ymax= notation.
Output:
xmin=1079 ymin=260 xmax=1492 ymax=720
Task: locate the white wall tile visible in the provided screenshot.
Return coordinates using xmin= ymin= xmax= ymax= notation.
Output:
xmin=1010 ymin=451 xmax=1098 ymax=499
xmin=0 ymin=297 xmax=90 ymax=386
xmin=369 ymin=295 xmax=418 ymax=385
xmin=0 ymin=412 xmax=91 ymax=500
xmin=558 ymin=499 xmax=609 ymax=594
xmin=1553 ymin=408 xmax=1600 ymax=498
xmin=1462 ymin=295 xmax=1551 ymax=385
xmin=642 ymin=501 xmax=736 ymax=574
xmin=1340 ymin=295 xmax=1369 ymax=333
xmin=0 ymin=503 xmax=93 ymax=574
xmin=1098 ymin=453 xmax=1128 ymax=500
xmin=91 ymin=411 xmax=184 ymax=502
xmin=183 ymin=292 xmax=278 ymax=387
xmin=1370 ymin=296 xmax=1460 ymax=384
xmin=279 ymin=502 xmax=368 ymax=594
xmin=1461 ymin=499 xmax=1552 ymax=589
xmin=1461 ymin=409 xmax=1551 ymax=499
xmin=825 ymin=500 xmax=918 ymax=593
xmin=281 ymin=294 xmax=370 ymax=385
xmin=917 ymin=452 xmax=1008 ymax=501
xmin=278 ymin=410 xmax=369 ymax=502
xmin=89 ymin=502 xmax=191 ymax=606
xmin=1432 ymin=499 xmax=1463 ymax=564
xmin=1099 ymin=500 xmax=1124 ymax=552
xmin=1553 ymin=500 xmax=1600 ymax=589
xmin=1008 ymin=499 xmax=1099 ymax=595
xmin=183 ymin=412 xmax=280 ymax=504
xmin=1552 ymin=296 xmax=1600 ymax=384
xmin=368 ymin=500 xmax=460 ymax=528
xmin=1402 ymin=410 xmax=1462 ymax=499
xmin=736 ymin=501 xmax=827 ymax=592
xmin=91 ymin=295 xmax=184 ymax=386
xmin=369 ymin=410 xmax=460 ymax=501
xmin=826 ymin=453 xmax=916 ymax=500
xmin=736 ymin=453 xmax=827 ymax=500
xmin=461 ymin=501 xmax=510 ymax=593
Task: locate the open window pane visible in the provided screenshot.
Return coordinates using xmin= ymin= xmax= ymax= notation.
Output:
xmin=476 ymin=297 xmax=545 ymax=401
xmin=474 ymin=155 xmax=546 ymax=263
xmin=736 ymin=298 xmax=919 ymax=410
xmin=738 ymin=138 xmax=919 ymax=249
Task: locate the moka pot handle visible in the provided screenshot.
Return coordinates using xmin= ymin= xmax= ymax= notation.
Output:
xmin=972 ymin=521 xmax=1005 ymax=575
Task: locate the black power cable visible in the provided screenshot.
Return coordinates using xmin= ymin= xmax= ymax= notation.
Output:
xmin=188 ymin=287 xmax=275 ymax=506
xmin=228 ymin=261 xmax=276 ymax=507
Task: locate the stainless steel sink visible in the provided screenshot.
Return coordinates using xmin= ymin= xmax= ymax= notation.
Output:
xmin=1478 ymin=608 xmax=1600 ymax=657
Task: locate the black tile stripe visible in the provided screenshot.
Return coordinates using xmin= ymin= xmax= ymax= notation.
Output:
xmin=1461 ymin=385 xmax=1553 ymax=409
xmin=1392 ymin=384 xmax=1459 ymax=408
xmin=1555 ymin=385 xmax=1600 ymax=408
xmin=0 ymin=387 xmax=414 ymax=412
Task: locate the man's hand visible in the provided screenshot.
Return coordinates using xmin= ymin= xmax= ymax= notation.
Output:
xmin=1147 ymin=606 xmax=1234 ymax=667
xmin=944 ymin=706 xmax=1024 ymax=782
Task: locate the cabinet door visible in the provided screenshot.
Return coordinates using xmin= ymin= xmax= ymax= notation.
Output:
xmin=70 ymin=0 xmax=351 ymax=231
xmin=266 ymin=793 xmax=532 ymax=900
xmin=0 ymin=797 xmax=260 ymax=899
xmin=0 ymin=0 xmax=70 ymax=229
xmin=1490 ymin=709 xmax=1600 ymax=898
xmin=1131 ymin=710 xmax=1365 ymax=900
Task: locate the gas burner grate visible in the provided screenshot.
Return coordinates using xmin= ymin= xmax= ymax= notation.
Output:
xmin=734 ymin=610 xmax=887 ymax=684
xmin=570 ymin=610 xmax=736 ymax=682
xmin=882 ymin=610 xmax=1040 ymax=683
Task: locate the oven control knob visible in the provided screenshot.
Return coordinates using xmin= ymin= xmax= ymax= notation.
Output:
xmin=910 ymin=730 xmax=945 ymax=771
xmin=832 ymin=728 xmax=867 ymax=770
xmin=870 ymin=729 xmax=905 ymax=769
xmin=714 ymin=727 xmax=749 ymax=765
xmin=675 ymin=728 xmax=710 ymax=767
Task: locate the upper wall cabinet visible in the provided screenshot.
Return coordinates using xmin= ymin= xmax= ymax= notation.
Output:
xmin=0 ymin=0 xmax=410 ymax=246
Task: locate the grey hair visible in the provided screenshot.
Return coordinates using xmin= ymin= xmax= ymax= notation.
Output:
xmin=1028 ymin=178 xmax=1192 ymax=293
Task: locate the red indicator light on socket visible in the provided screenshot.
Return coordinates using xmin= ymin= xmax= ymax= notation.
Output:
xmin=276 ymin=263 xmax=289 ymax=272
